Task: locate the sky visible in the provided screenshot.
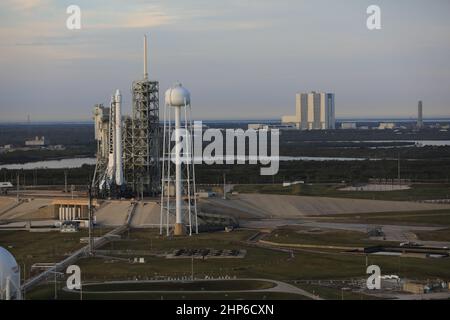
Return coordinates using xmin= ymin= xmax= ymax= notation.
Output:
xmin=0 ymin=0 xmax=449 ymax=122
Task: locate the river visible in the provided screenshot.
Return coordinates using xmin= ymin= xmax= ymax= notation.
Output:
xmin=0 ymin=158 xmax=97 ymax=170
xmin=1 ymin=139 xmax=449 ymax=169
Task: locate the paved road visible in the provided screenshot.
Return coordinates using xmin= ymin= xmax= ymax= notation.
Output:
xmin=63 ymin=278 xmax=321 ymax=300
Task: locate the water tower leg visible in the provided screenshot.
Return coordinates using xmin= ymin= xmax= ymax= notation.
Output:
xmin=174 ymin=106 xmax=185 ymax=236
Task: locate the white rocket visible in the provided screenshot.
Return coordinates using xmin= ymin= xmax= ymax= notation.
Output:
xmin=104 ymin=89 xmax=124 ymax=188
xmin=114 ymin=89 xmax=124 ymax=186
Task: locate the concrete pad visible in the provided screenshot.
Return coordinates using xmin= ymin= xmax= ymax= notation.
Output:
xmin=0 ymin=198 xmax=51 ymax=220
xmin=202 ymin=194 xmax=450 ymax=219
xmin=130 ymin=201 xmax=173 ymax=228
xmin=0 ymin=197 xmax=16 ymax=214
xmin=95 ymin=200 xmax=132 ymax=226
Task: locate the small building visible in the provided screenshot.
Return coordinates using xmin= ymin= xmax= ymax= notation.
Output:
xmin=248 ymin=124 xmax=264 ymax=130
xmin=378 ymin=123 xmax=396 ymax=130
xmin=52 ymin=199 xmax=98 ymax=223
xmin=60 ymin=221 xmax=80 ymax=233
xmin=48 ymin=145 xmax=65 ymax=150
xmin=340 ymin=122 xmax=357 ymax=130
xmin=225 ymin=226 xmax=234 ymax=232
xmin=403 ymin=281 xmax=425 ymax=294
xmin=25 ymin=136 xmax=47 ymax=146
xmin=196 ymin=191 xmax=216 ymax=198
xmin=367 ymin=226 xmax=384 ymax=237
xmin=403 ymin=280 xmax=448 ymax=294
xmin=0 ymin=182 xmax=13 ymax=195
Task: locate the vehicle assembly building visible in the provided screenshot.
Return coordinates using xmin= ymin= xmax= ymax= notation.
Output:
xmin=92 ymin=36 xmax=160 ymax=197
xmin=282 ymin=92 xmax=336 ymax=130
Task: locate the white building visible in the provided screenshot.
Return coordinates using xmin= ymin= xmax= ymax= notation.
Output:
xmin=378 ymin=122 xmax=396 ymax=130
xmin=248 ymin=124 xmax=267 ymax=130
xmin=341 ymin=122 xmax=357 ymax=130
xmin=25 ymin=136 xmax=47 ymax=146
xmin=282 ymin=92 xmax=335 ymax=130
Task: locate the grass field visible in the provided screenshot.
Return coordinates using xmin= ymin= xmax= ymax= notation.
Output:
xmin=5 ymin=228 xmax=449 ymax=300
xmin=415 ymin=228 xmax=450 ymax=242
xmin=67 ymin=230 xmax=450 ymax=283
xmin=0 ymin=227 xmax=111 ymax=280
xmin=234 ymin=183 xmax=450 ymax=201
xmin=266 ymin=227 xmax=395 ymax=247
xmin=101 ymin=228 xmax=255 ymax=252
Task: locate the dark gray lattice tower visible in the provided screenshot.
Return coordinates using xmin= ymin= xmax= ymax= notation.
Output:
xmin=130 ymin=35 xmax=160 ymax=196
xmin=122 ymin=116 xmax=133 ymax=180
xmin=92 ymin=104 xmax=110 ymax=192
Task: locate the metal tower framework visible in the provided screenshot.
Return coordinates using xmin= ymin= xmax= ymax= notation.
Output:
xmin=130 ymin=79 xmax=160 ymax=196
xmin=92 ymin=104 xmax=109 ymax=194
xmin=122 ymin=116 xmax=134 ymax=181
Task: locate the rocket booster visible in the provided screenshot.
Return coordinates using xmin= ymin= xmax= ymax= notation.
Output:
xmin=114 ymin=89 xmax=124 ymax=186
xmin=105 ymin=89 xmax=124 ymax=188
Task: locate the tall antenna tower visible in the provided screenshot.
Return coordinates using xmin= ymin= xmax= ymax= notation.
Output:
xmin=160 ymin=82 xmax=198 ymax=236
xmin=417 ymin=100 xmax=424 ymax=129
xmin=129 ymin=35 xmax=160 ymax=197
xmin=27 ymin=114 xmax=31 ymax=137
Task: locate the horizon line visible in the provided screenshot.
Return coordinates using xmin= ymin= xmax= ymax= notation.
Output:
xmin=1 ymin=116 xmax=450 ymax=125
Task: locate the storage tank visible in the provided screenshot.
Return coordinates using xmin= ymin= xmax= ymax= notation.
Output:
xmin=0 ymin=246 xmax=21 ymax=300
xmin=165 ymin=82 xmax=190 ymax=107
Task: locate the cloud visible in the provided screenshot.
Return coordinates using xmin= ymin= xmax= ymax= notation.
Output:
xmin=121 ymin=9 xmax=177 ymax=28
xmin=83 ymin=5 xmax=178 ymax=30
xmin=199 ymin=20 xmax=273 ymax=31
xmin=1 ymin=0 xmax=49 ymax=11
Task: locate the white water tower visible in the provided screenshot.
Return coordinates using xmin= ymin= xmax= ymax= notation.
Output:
xmin=161 ymin=82 xmax=198 ymax=236
xmin=0 ymin=246 xmax=21 ymax=300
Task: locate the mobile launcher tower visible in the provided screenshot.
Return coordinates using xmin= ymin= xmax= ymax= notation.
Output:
xmin=160 ymin=83 xmax=198 ymax=236
xmin=92 ymin=36 xmax=160 ymax=198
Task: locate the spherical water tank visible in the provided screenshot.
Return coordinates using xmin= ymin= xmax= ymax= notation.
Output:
xmin=0 ymin=246 xmax=20 ymax=300
xmin=165 ymin=82 xmax=190 ymax=107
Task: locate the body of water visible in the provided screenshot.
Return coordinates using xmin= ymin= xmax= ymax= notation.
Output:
xmin=297 ymin=140 xmax=450 ymax=146
xmin=0 ymin=156 xmax=383 ymax=169
xmin=348 ymin=140 xmax=450 ymax=146
xmin=0 ymin=157 xmax=96 ymax=170
xmin=1 ymin=139 xmax=449 ymax=170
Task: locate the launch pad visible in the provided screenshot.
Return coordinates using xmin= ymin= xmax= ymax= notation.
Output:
xmin=91 ymin=36 xmax=198 ymax=237
xmin=92 ymin=36 xmax=160 ymax=198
